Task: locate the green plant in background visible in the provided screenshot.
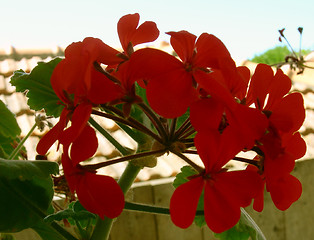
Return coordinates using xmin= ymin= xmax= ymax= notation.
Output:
xmin=251 ymin=46 xmax=311 ymax=65
xmin=251 ymin=27 xmax=313 ymax=74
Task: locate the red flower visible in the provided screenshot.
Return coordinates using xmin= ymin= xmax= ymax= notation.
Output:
xmin=51 ymin=37 xmax=124 ymax=105
xmin=245 ymin=64 xmax=305 ymax=134
xmin=130 ymin=30 xmax=235 ymax=118
xmin=62 ymin=145 xmax=124 ymax=219
xmin=251 ymin=132 xmax=306 ymax=212
xmin=37 ymin=103 xmax=98 ymax=166
xmin=189 ymin=96 xmax=268 ymax=150
xmin=118 ymin=13 xmax=159 ymax=57
xmin=241 ymin=63 xmax=306 ymax=212
xmin=170 ymin=130 xmax=262 ymax=233
xmin=37 ymin=37 xmax=125 ymax=160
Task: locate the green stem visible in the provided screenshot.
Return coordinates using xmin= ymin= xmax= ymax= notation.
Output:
xmin=124 ymin=201 xmax=205 ymax=216
xmin=137 ymin=102 xmax=168 ymax=141
xmin=8 ymin=122 xmax=37 ymax=160
xmin=171 ymin=151 xmax=204 ymax=173
xmin=88 ymin=117 xmax=129 ymax=156
xmin=90 ymin=162 xmax=142 ymax=240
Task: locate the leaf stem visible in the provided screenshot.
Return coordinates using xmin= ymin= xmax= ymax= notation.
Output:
xmin=82 ymin=149 xmax=166 ymax=171
xmin=137 ymin=102 xmax=168 ymax=141
xmin=8 ymin=122 xmax=37 ymax=160
xmin=88 ymin=117 xmax=129 ymax=156
xmin=92 ymin=109 xmax=163 ymax=143
xmin=171 ymin=151 xmax=203 ymax=173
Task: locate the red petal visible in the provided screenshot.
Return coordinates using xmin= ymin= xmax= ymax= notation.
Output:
xmin=226 ymin=104 xmax=268 ymax=149
xmin=83 ymin=37 xmax=121 ymax=65
xmin=61 ymin=145 xmax=80 ymax=192
xmin=129 ymin=48 xmax=183 ymax=80
xmin=131 ymin=21 xmax=159 ymax=46
xmin=118 ymin=13 xmax=140 ymax=52
xmin=76 ymin=172 xmax=125 ymax=219
xmin=36 ymin=109 xmax=69 ymax=155
xmin=267 ymin=174 xmax=302 ymax=211
xmin=87 ymin=67 xmax=123 ymax=104
xmin=204 ymin=177 xmax=241 ymax=233
xmin=70 ymin=125 xmax=98 ymax=165
xmin=264 ymin=69 xmax=292 ymax=110
xmin=170 ymin=177 xmax=204 ymax=229
xmin=167 ymin=31 xmax=197 ymax=62
xmin=246 ymin=64 xmax=274 ymax=109
xmin=194 ymin=33 xmax=231 ymax=68
xmin=204 ymin=170 xmax=262 ymax=233
xmin=190 ymin=98 xmax=225 ymax=132
xmin=59 ymin=103 xmax=92 ymax=146
xmin=283 ymin=132 xmax=307 ymax=159
xmin=270 ymin=92 xmax=305 ymax=133
xmin=146 ymin=68 xmax=197 ymax=118
xmin=194 ymin=70 xmax=236 ymax=108
xmin=194 ymin=131 xmax=221 ymax=171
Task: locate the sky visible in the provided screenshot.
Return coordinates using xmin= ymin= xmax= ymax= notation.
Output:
xmin=1 ymin=0 xmax=314 ymax=61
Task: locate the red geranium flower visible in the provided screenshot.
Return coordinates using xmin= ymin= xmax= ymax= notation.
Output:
xmin=235 ymin=63 xmax=307 ymax=212
xmin=250 ymin=131 xmax=306 ymax=212
xmin=170 ymin=130 xmax=262 ymax=233
xmin=62 ymin=145 xmax=124 ymax=219
xmin=37 ymin=36 xmax=126 ymax=158
xmin=118 ymin=13 xmax=159 ymax=57
xmin=130 ymin=30 xmax=236 ymax=118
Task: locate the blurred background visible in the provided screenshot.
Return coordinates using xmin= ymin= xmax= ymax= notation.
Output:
xmin=0 ymin=0 xmax=313 ymax=61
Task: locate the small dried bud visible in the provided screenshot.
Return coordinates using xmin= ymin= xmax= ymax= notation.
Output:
xmin=279 ymin=28 xmax=285 ymax=37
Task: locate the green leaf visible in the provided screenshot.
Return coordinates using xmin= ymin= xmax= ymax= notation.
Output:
xmin=45 ymin=201 xmax=96 ymax=240
xmin=10 ymin=58 xmax=63 ymax=117
xmin=0 ymin=159 xmax=58 ymax=232
xmin=214 ymin=225 xmax=250 ymax=240
xmin=214 ymin=209 xmax=266 ymax=240
xmin=44 ymin=208 xmax=96 ymax=224
xmin=0 ymin=100 xmax=21 ymax=138
xmin=0 ymin=159 xmax=59 ymax=180
xmin=173 ymin=165 xmax=198 ymax=188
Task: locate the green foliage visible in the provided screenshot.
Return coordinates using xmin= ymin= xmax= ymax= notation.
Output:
xmin=0 ymin=159 xmax=58 ymax=232
xmin=45 ymin=201 xmax=96 ymax=224
xmin=0 ymin=100 xmax=22 ymax=158
xmin=10 ymin=58 xmax=63 ymax=117
xmin=251 ymin=46 xmax=291 ymax=65
xmin=214 ymin=209 xmax=266 ymax=240
xmin=173 ymin=165 xmax=198 ymax=188
xmin=45 ymin=201 xmax=96 ymax=239
xmin=250 ymin=46 xmax=311 ymax=65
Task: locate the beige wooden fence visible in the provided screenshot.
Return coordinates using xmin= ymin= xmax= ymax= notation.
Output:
xmin=109 ymin=159 xmax=314 ymax=240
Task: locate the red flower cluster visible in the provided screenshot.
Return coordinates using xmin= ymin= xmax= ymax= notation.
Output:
xmin=36 ymin=13 xmax=306 ymax=233
xmin=129 ymin=30 xmax=305 ymax=231
xmin=37 ymin=13 xmax=159 ymax=219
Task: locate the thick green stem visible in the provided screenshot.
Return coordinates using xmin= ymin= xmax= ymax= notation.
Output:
xmin=90 ymin=162 xmax=142 ymax=240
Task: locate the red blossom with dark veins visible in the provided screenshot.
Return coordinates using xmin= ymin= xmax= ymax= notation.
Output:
xmin=170 ymin=130 xmax=262 ymax=233
xmin=62 ymin=145 xmax=124 ymax=219
xmin=118 ymin=13 xmax=159 ymax=57
xmin=129 ymin=30 xmax=238 ymax=118
xmin=243 ymin=63 xmax=306 ymax=212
